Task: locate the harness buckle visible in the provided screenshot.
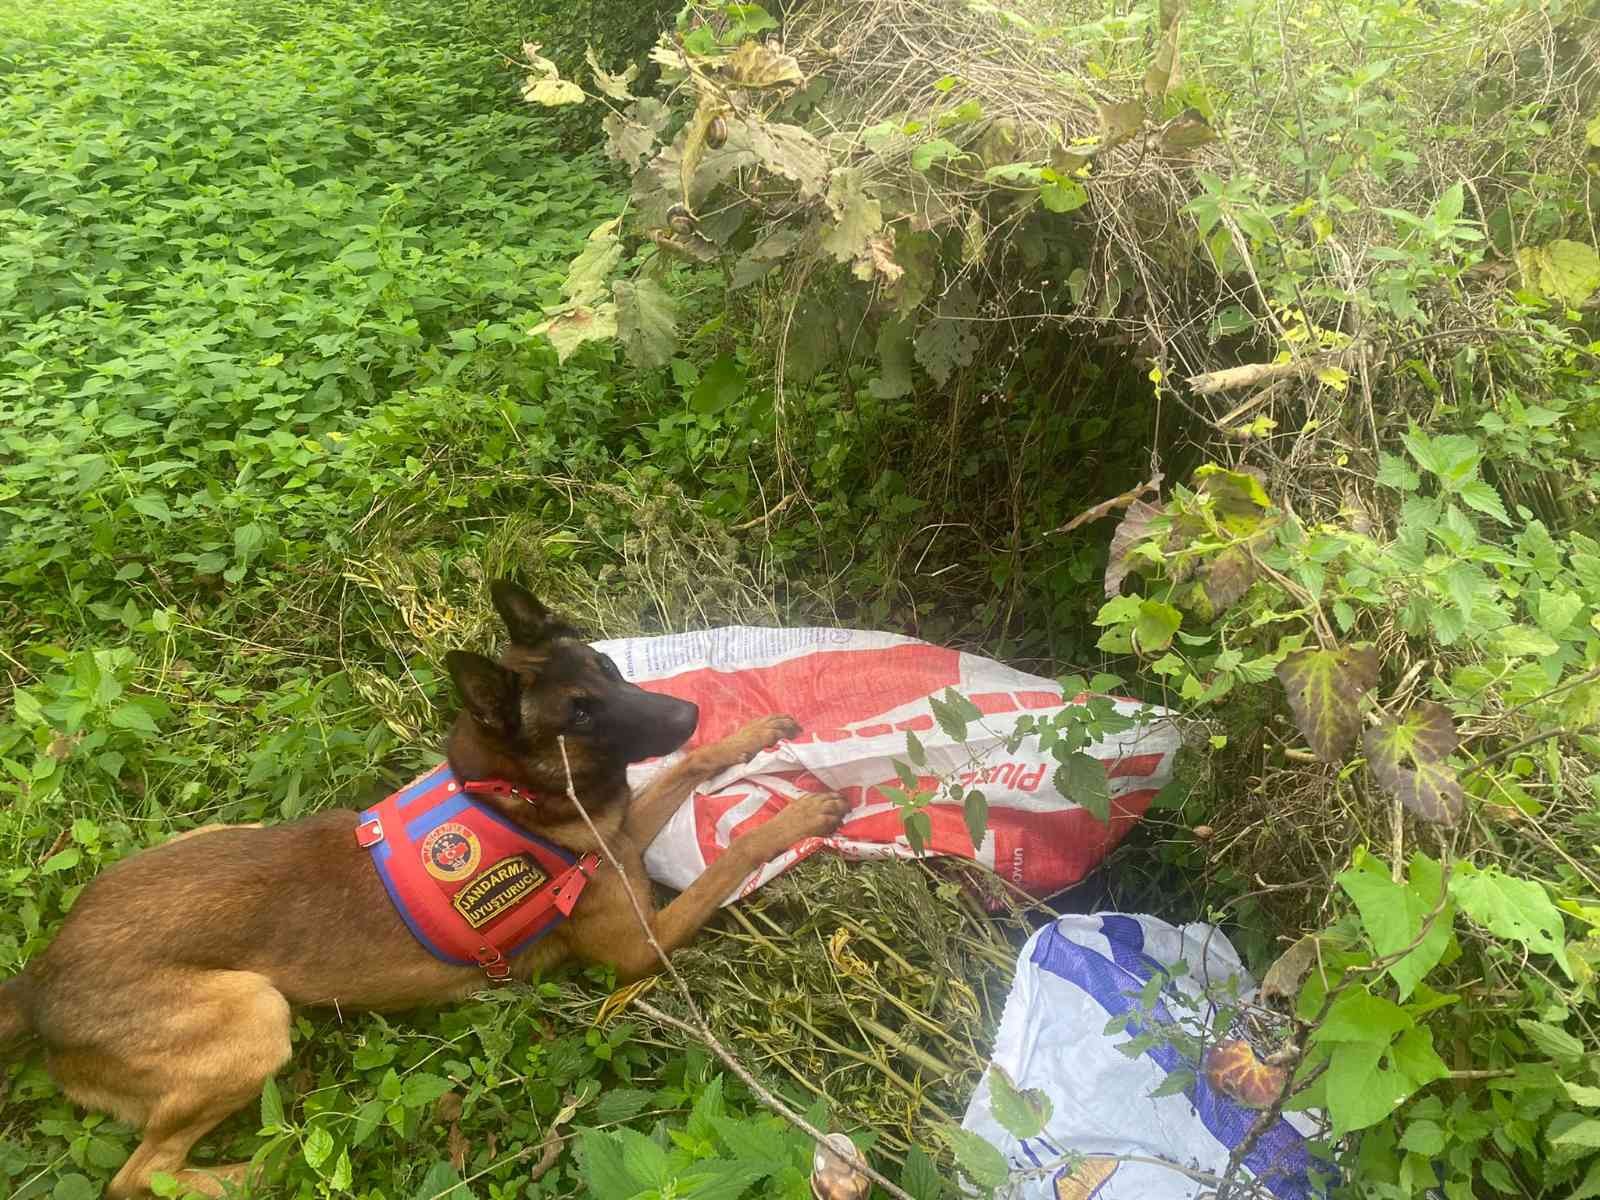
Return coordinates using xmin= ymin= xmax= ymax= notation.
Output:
xmin=355 ymin=818 xmax=384 ymax=848
xmin=474 ymin=946 xmax=513 ymax=984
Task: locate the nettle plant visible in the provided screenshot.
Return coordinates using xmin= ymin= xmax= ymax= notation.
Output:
xmin=1090 ymin=456 xmax=1600 ymax=1195
xmin=881 ymin=684 xmax=1147 ymax=856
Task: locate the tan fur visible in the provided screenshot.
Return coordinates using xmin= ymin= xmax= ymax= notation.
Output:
xmin=1 ymin=585 xmax=847 ymax=1197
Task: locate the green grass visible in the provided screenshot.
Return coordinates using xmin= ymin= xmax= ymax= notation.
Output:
xmin=0 ymin=1 xmax=767 ymax=1195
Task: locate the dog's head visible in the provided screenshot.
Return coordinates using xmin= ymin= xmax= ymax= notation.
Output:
xmin=442 ymin=581 xmax=699 ymax=814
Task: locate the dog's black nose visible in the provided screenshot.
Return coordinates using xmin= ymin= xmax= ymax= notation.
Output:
xmin=667 ymin=700 xmax=700 ymax=743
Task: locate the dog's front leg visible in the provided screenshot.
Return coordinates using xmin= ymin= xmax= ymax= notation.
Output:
xmin=624 ymin=714 xmax=800 ymax=845
xmin=607 ymin=790 xmax=848 ymax=981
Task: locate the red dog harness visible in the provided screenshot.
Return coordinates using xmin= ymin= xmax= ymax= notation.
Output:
xmin=356 ymin=762 xmax=600 ymax=982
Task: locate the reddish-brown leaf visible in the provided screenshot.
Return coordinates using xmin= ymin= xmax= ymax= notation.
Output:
xmin=1201 ymin=545 xmax=1256 ymax=612
xmin=1204 ymin=1039 xmax=1289 ymax=1109
xmin=1275 ymin=645 xmax=1380 ymax=762
xmin=1363 ymin=702 xmax=1464 ymax=825
xmin=1105 ymin=498 xmax=1163 ymax=597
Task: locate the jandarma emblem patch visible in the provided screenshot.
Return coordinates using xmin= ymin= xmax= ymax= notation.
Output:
xmin=420 ymin=822 xmax=481 ymax=882
xmin=452 ymin=855 xmax=548 ymax=928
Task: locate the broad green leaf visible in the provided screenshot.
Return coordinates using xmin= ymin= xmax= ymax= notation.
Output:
xmin=1390 ymin=1026 xmax=1448 ymax=1086
xmin=1133 ymin=599 xmax=1182 ymax=654
xmin=1536 ymin=590 xmax=1584 ymax=639
xmin=616 ymin=1127 xmax=668 ymax=1186
xmin=1570 ymin=1158 xmax=1600 ymax=1200
xmin=1316 ymin=990 xmax=1414 ymax=1043
xmin=1324 ymin=1040 xmax=1413 ymax=1136
xmin=1565 ymin=1082 xmax=1600 ymax=1107
xmin=1276 ymin=645 xmax=1379 ymax=762
xmin=1363 ymin=702 xmax=1463 ymax=824
xmin=987 ymin=1063 xmax=1051 ymax=1140
xmin=913 ymin=282 xmax=980 ymax=386
xmin=408 ymin=1160 xmax=469 ymax=1200
xmin=911 ymin=138 xmax=962 ymax=170
xmin=900 ymin=1146 xmax=944 ymax=1200
xmin=1450 ymin=863 xmax=1572 ymax=978
xmin=302 ymin=1126 xmax=334 ymax=1170
xmin=1402 ymin=430 xmax=1480 ymax=487
xmin=40 ymin=848 xmax=81 ymax=874
xmin=260 ymin=1077 xmax=285 ymax=1130
xmin=930 ymin=693 xmax=968 ymax=742
xmin=1496 ymin=624 xmax=1561 ymax=658
xmin=1054 ymin=753 xmax=1111 ymax=824
xmin=592 ymin=1088 xmax=653 ymax=1125
xmin=869 ymin=318 xmax=915 ymax=399
xmin=710 ymin=1112 xmax=792 ymax=1164
xmin=110 ymin=702 xmax=161 ymax=736
xmin=1457 ymin=479 xmax=1511 ymax=525
xmin=51 ymin=1176 xmax=98 ymax=1200
xmin=903 ymin=808 xmax=932 ymax=855
xmin=942 ymin=1126 xmax=1009 ymax=1191
xmin=130 ymin=494 xmax=175 ymax=523
xmin=1039 ymin=176 xmax=1088 ymax=213
xmin=690 ymin=355 xmax=745 ymax=414
xmin=905 ymin=729 xmax=927 ymax=767
xmin=1376 ymin=452 xmax=1421 ymax=491
xmin=400 ymin=1072 xmax=454 ymax=1109
xmin=1551 ymin=1119 xmax=1600 ymax=1150
xmin=963 ymin=788 xmax=989 ymax=850
xmin=615 ymin=278 xmax=677 ymax=369
xmin=1399 ymin=1119 xmax=1445 ymax=1155
xmin=1516 ymin=1019 xmax=1584 ymax=1065
xmin=1336 ymin=851 xmax=1453 ymax=999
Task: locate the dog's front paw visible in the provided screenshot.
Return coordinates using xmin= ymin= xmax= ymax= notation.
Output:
xmin=781 ymin=791 xmax=850 ymax=841
xmin=713 ymin=714 xmax=800 ymax=767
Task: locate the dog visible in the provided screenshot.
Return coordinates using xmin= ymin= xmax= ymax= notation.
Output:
xmin=0 ymin=582 xmax=849 ymax=1197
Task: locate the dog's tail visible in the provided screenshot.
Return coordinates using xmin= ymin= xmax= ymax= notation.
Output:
xmin=0 ymin=976 xmax=35 ymax=1049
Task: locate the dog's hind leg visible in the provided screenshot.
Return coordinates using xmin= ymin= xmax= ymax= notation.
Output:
xmin=625 ymin=715 xmax=801 ymax=844
xmin=53 ymin=971 xmax=292 ymax=1199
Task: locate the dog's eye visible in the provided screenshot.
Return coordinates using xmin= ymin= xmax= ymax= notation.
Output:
xmin=569 ymin=698 xmax=594 ymax=729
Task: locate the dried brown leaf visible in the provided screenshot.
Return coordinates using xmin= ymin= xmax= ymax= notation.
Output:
xmin=1053 ymin=474 xmax=1163 ymax=536
xmin=1201 ymin=545 xmax=1256 ymax=612
xmin=1096 ymin=99 xmax=1145 ymax=147
xmin=1259 ymin=934 xmax=1318 ymax=1009
xmin=1104 ymin=498 xmax=1162 ymax=598
xmin=722 ymin=40 xmax=803 ymax=89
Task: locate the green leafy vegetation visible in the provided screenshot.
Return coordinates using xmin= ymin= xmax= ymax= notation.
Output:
xmin=5 ymin=0 xmax=1600 ymax=1195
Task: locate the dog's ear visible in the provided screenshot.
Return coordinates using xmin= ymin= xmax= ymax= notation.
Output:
xmin=444 ymin=650 xmax=520 ymax=738
xmin=490 ymin=580 xmax=575 ymax=646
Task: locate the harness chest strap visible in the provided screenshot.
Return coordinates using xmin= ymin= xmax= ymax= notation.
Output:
xmin=355 ymin=764 xmax=601 ymax=983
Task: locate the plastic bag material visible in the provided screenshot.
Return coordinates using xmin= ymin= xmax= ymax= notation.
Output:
xmin=960 ymin=913 xmax=1328 ymax=1199
xmin=591 ymin=626 xmax=1180 ymax=903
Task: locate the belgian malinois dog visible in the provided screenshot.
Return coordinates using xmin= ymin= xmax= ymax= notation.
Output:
xmin=0 ymin=583 xmax=848 ymax=1197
